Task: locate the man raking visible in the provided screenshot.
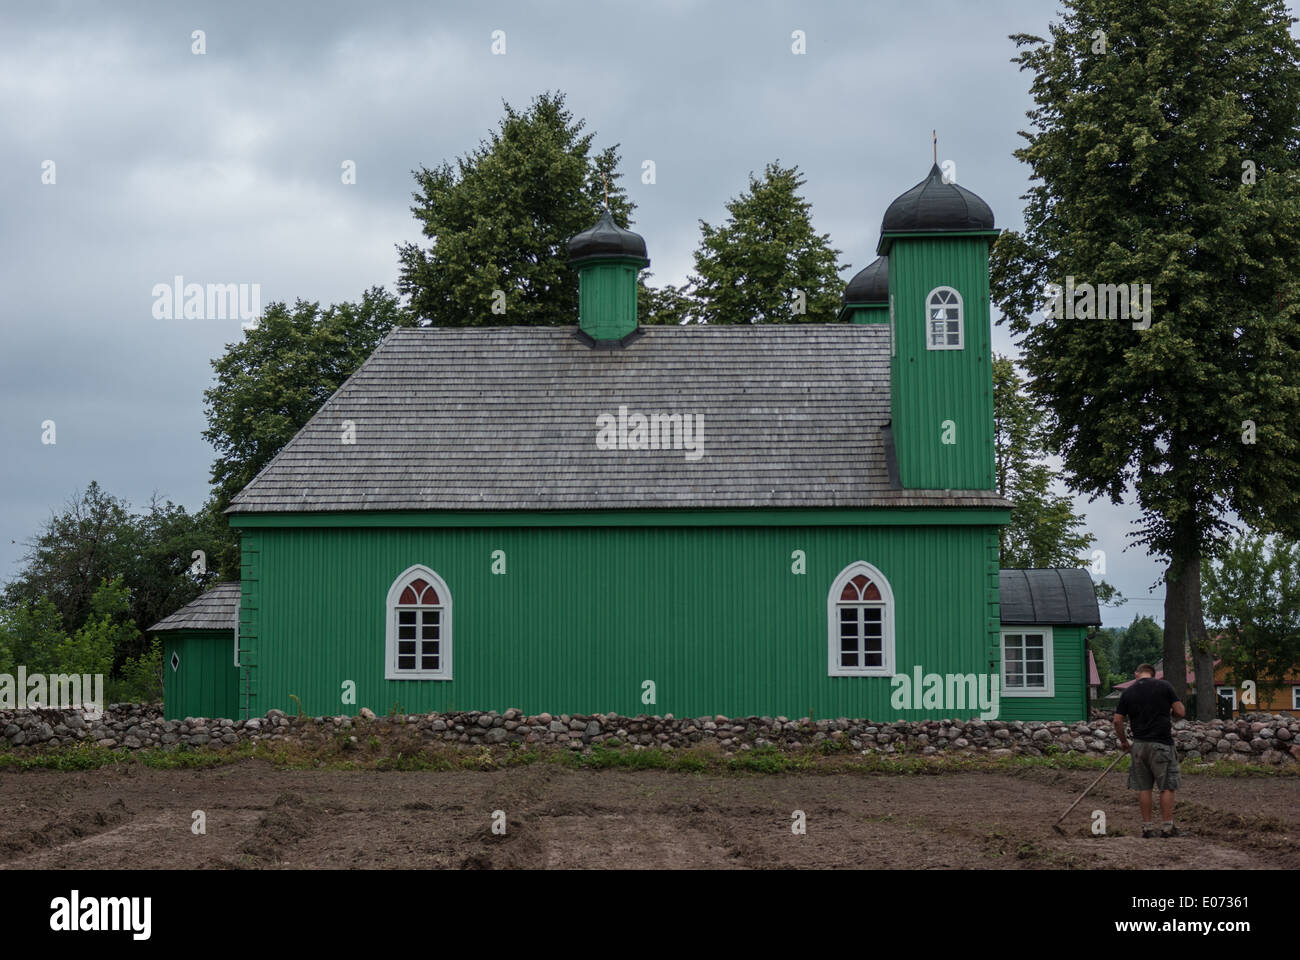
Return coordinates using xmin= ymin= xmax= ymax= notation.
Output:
xmin=1114 ymin=663 xmax=1186 ymax=838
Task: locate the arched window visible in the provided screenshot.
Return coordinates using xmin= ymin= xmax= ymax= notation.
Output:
xmin=386 ymin=565 xmax=452 ymax=680
xmin=925 ymin=286 xmax=963 ymax=350
xmin=828 ymin=561 xmax=895 ymax=677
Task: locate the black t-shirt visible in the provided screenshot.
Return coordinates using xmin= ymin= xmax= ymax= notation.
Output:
xmin=1116 ymin=677 xmax=1181 ymax=745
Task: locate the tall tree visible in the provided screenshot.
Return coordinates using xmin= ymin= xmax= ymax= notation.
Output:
xmin=1113 ymin=615 xmax=1165 ymax=676
xmin=690 ymin=162 xmax=845 ymax=324
xmin=3 ymin=484 xmax=220 ymax=654
xmin=397 ymin=91 xmax=632 ymax=326
xmin=203 ymin=286 xmax=413 ymax=515
xmin=991 ymin=0 xmax=1300 ymax=716
xmin=1203 ymin=532 xmax=1300 ymax=705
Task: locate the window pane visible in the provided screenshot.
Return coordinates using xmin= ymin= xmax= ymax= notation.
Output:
xmin=841 ymin=652 xmax=858 ymax=667
xmin=422 ymin=610 xmax=439 ymax=624
xmin=398 ymin=625 xmax=415 ymax=640
xmin=422 ymin=586 xmax=439 ymax=605
xmin=1027 ymin=671 xmax=1045 ymax=686
xmin=422 ymin=625 xmax=439 ymax=640
xmin=862 ymin=582 xmax=881 ymax=601
xmin=841 ymin=636 xmax=858 ymax=653
xmin=398 ymin=640 xmax=415 ymax=655
xmin=864 ymin=652 xmax=882 ymax=667
xmin=399 ymin=611 xmax=416 ymax=625
xmin=421 ymin=655 xmax=439 ymax=670
xmin=398 ymin=655 xmax=415 ymax=670
xmin=840 ymin=582 xmax=858 ymax=601
xmin=399 ymin=586 xmax=418 ymax=605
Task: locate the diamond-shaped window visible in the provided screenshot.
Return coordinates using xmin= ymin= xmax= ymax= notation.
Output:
xmin=170 ymin=652 xmax=180 ymax=672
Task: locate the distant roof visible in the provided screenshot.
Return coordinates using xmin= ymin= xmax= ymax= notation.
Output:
xmin=999 ymin=569 xmax=1101 ymax=626
xmin=227 ymin=325 xmax=1012 ymax=514
xmin=843 ymin=256 xmax=889 ymax=304
xmin=881 ymin=163 xmax=995 ymax=235
xmin=567 ymin=209 xmax=648 ymax=264
xmin=1088 ymin=649 xmax=1100 ymax=687
xmin=148 ymin=582 xmax=240 ymax=632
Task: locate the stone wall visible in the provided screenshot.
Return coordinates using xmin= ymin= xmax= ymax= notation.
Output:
xmin=1 ymin=704 xmax=1296 ymax=764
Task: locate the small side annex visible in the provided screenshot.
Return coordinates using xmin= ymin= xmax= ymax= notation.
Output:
xmin=148 ymin=582 xmax=240 ymax=721
xmin=996 ymin=569 xmax=1101 ymax=722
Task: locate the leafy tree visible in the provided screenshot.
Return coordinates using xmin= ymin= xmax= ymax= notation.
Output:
xmin=0 ymin=596 xmax=66 ymax=675
xmin=3 ymin=484 xmax=221 ymax=651
xmin=991 ymin=0 xmax=1300 ymax=716
xmin=53 ymin=579 xmax=129 ymax=679
xmin=1203 ymin=532 xmax=1300 ymax=705
xmin=203 ymin=286 xmax=413 ymax=515
xmin=4 ymin=482 xmax=135 ymax=634
xmin=1113 ymin=615 xmax=1165 ymax=677
xmin=639 ymin=277 xmax=696 ymax=326
xmin=397 ymin=91 xmax=631 ymax=327
xmin=690 ymin=161 xmax=845 ymax=324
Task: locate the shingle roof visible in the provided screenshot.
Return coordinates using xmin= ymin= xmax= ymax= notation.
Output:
xmin=148 ymin=582 xmax=241 ymax=632
xmin=999 ymin=569 xmax=1101 ymax=626
xmin=226 ymin=325 xmax=1012 ymax=513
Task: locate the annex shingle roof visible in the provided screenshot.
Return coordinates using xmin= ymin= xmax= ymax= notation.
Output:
xmin=999 ymin=569 xmax=1101 ymax=626
xmin=148 ymin=582 xmax=241 ymax=632
xmin=226 ymin=325 xmax=1012 ymax=513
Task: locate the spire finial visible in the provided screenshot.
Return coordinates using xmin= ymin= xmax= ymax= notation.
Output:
xmin=932 ymin=130 xmax=937 ymax=165
xmin=600 ymin=170 xmax=610 ymax=210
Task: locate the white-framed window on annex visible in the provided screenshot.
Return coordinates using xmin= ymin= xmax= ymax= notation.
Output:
xmin=828 ymin=562 xmax=895 ymax=677
xmin=1001 ymin=628 xmax=1054 ymax=697
xmin=386 ymin=565 xmax=452 ymax=680
xmin=926 ymin=286 xmax=963 ymax=350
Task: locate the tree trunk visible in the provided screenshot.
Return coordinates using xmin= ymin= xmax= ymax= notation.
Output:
xmin=1165 ymin=519 xmax=1216 ymax=720
xmin=1162 ymin=557 xmax=1190 ymax=702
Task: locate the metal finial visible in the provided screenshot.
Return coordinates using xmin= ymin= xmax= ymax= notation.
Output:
xmin=600 ymin=171 xmax=609 ymax=209
xmin=932 ymin=130 xmax=937 ymax=165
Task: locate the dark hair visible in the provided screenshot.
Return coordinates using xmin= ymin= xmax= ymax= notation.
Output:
xmin=1136 ymin=663 xmax=1156 ymax=677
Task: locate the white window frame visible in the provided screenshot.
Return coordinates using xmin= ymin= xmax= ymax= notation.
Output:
xmin=1001 ymin=627 xmax=1054 ymax=697
xmin=1292 ymin=686 xmax=1300 ymax=710
xmin=1216 ymin=686 xmax=1238 ymax=710
xmin=925 ymin=286 xmax=964 ymax=351
xmin=385 ymin=564 xmax=453 ymax=680
xmin=827 ymin=561 xmax=895 ymax=678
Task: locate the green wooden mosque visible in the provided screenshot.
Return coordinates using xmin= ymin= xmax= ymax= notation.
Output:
xmin=151 ymin=163 xmax=1100 ymax=722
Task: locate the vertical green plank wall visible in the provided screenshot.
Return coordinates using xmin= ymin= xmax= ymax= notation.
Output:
xmin=997 ymin=626 xmax=1087 ymax=723
xmin=231 ymin=522 xmax=1079 ymax=722
xmin=161 ymin=629 xmax=240 ymax=721
xmin=888 ymin=236 xmax=996 ymax=491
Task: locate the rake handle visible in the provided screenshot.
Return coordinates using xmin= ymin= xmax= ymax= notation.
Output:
xmin=1055 ymin=750 xmax=1126 ymax=826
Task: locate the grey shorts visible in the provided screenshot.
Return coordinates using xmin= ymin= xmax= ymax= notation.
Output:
xmin=1128 ymin=740 xmax=1181 ymax=791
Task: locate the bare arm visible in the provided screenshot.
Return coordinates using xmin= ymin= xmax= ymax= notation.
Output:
xmin=1113 ymin=712 xmax=1130 ymax=749
xmin=1171 ymin=700 xmax=1186 ymax=719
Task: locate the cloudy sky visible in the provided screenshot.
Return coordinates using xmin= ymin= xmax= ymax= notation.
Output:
xmin=5 ymin=0 xmax=1290 ymax=628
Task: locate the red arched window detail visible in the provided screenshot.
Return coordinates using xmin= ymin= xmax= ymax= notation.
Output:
xmin=422 ymin=586 xmax=439 ymax=605
xmin=399 ymin=586 xmax=418 ymax=605
xmin=840 ymin=582 xmax=858 ymax=601
xmin=863 ymin=581 xmax=882 ymax=601
xmin=409 ymin=578 xmax=429 ymax=595
xmin=851 ymin=574 xmax=869 ymax=591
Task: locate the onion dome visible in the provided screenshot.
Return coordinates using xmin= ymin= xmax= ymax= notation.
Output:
xmin=843 ymin=255 xmax=889 ymax=304
xmin=881 ymin=163 xmax=994 ymax=234
xmin=567 ymin=209 xmax=648 ymax=265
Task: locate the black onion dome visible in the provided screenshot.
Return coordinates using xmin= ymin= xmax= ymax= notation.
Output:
xmin=567 ymin=209 xmax=648 ymax=263
xmin=881 ymin=163 xmax=995 ymax=233
xmin=843 ymin=255 xmax=889 ymax=303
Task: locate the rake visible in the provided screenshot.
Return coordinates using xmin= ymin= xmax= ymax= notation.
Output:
xmin=1051 ymin=751 xmax=1127 ymax=835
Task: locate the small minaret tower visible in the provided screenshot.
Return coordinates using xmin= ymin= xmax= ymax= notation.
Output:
xmin=877 ymin=161 xmax=998 ymax=490
xmin=566 ymin=206 xmax=649 ymax=344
